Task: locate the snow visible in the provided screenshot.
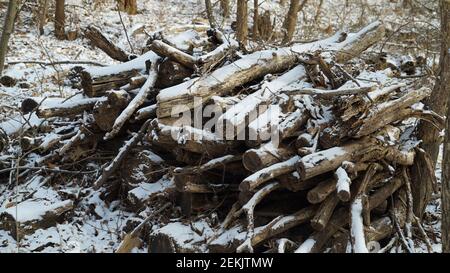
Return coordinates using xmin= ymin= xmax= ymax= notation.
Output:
xmin=335 ymin=167 xmax=351 ymax=195
xmin=295 ymin=238 xmax=316 ymax=253
xmin=350 ymin=198 xmax=369 ymax=253
xmin=243 ymin=156 xmax=300 ymax=183
xmin=0 ymin=113 xmax=41 ymax=136
xmin=301 ymin=147 xmax=346 ymax=169
xmin=0 ymin=0 xmax=444 ymax=253
xmin=128 ymin=177 xmax=175 ymax=202
xmin=1 ymin=200 xmax=72 ymax=223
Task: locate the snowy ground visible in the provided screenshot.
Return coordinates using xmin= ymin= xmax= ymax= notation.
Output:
xmin=0 ymin=0 xmax=443 ymax=252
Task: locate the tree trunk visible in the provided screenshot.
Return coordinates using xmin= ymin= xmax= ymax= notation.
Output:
xmin=252 ymin=0 xmax=259 ymax=39
xmin=38 ymin=0 xmax=49 ymax=35
xmin=118 ymin=0 xmax=138 ymax=15
xmin=205 ymin=0 xmax=216 ymax=28
xmin=440 ymin=0 xmax=450 ymax=253
xmin=220 ymin=0 xmax=230 ymax=18
xmin=282 ymin=0 xmax=307 ymax=44
xmin=0 ymin=0 xmax=20 ymax=75
xmin=411 ymin=0 xmax=450 ymax=220
xmin=55 ymin=0 xmax=65 ymax=40
xmin=236 ymin=0 xmax=248 ymax=47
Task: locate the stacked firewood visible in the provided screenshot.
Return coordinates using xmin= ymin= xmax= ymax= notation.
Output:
xmin=2 ymin=21 xmax=440 ymax=253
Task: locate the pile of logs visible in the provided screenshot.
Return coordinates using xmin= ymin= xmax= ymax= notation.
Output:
xmin=1 ymin=21 xmax=441 ymax=253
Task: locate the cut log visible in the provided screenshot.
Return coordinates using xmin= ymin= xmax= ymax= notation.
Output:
xmin=0 ymin=199 xmax=73 ymax=240
xmin=78 ymin=51 xmax=158 ymax=97
xmin=281 ymin=86 xmax=376 ymax=98
xmin=36 ymin=97 xmax=106 ymax=118
xmin=151 ymin=40 xmax=197 ymax=69
xmin=335 ymin=166 xmax=351 ymax=201
xmin=93 ymin=90 xmax=131 ymax=131
xmin=295 ymin=176 xmax=404 ymax=253
xmin=310 ymin=193 xmax=339 ymax=231
xmin=104 ymin=62 xmax=159 ymax=140
xmin=155 ymin=59 xmax=193 ymax=89
xmin=307 ymin=178 xmax=336 ymax=204
xmin=149 ymin=120 xmax=236 ymax=157
xmin=296 ymin=138 xmax=376 ymax=181
xmin=157 ymin=22 xmax=385 ymax=118
xmin=242 ymin=143 xmax=295 ymax=172
xmin=174 ymin=154 xmax=242 ymax=174
xmin=217 ymin=65 xmax=307 ymax=139
xmin=83 ymin=26 xmax=130 ymax=62
xmin=240 ymin=156 xmax=300 ymax=192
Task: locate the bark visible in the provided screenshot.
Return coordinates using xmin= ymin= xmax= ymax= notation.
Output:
xmin=36 ymin=97 xmax=106 ymax=118
xmin=155 ymin=59 xmax=193 ymax=89
xmin=55 ymin=0 xmax=65 ymax=40
xmin=83 ymin=26 xmax=130 ymax=62
xmin=252 ymin=0 xmax=259 ymax=39
xmin=93 ymin=119 xmax=151 ymax=189
xmin=306 ymin=178 xmax=336 ymax=204
xmin=0 ymin=200 xmax=73 ymax=240
xmin=220 ymin=0 xmax=230 ymax=18
xmin=243 ymin=144 xmax=294 ymax=172
xmin=93 ymin=90 xmax=131 ymax=131
xmin=281 ymin=0 xmax=307 ymax=44
xmin=441 ymin=0 xmax=450 ymax=253
xmin=310 ymin=193 xmax=339 ymax=231
xmin=38 ymin=0 xmax=49 ymax=35
xmin=236 ymin=0 xmax=248 ymax=47
xmin=205 ymin=0 xmax=216 ymax=28
xmin=0 ymin=0 xmax=20 ymax=75
xmin=150 ymin=40 xmax=197 ymax=69
xmin=104 ymin=61 xmax=159 ymax=140
xmin=118 ymin=0 xmax=138 ymax=15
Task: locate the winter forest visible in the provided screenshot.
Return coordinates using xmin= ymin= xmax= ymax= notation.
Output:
xmin=0 ymin=0 xmax=449 ymax=254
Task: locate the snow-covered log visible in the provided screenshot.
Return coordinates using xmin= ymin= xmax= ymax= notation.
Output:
xmin=0 ymin=200 xmax=73 ymax=240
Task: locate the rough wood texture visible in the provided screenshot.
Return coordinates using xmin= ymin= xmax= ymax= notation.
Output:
xmin=84 ymin=26 xmax=130 ymax=62
xmin=37 ymin=97 xmax=106 ymax=118
xmin=0 ymin=200 xmax=73 ymax=240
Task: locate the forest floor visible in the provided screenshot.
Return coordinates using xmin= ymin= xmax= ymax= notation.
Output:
xmin=0 ymin=0 xmax=443 ymax=252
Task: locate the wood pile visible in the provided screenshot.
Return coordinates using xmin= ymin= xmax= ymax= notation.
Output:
xmin=0 ymin=21 xmax=440 ymax=253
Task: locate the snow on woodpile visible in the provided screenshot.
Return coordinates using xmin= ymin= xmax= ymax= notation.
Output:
xmin=0 ymin=0 xmax=443 ymax=253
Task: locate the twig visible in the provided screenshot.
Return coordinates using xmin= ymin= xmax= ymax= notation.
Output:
xmin=117 ymin=6 xmax=135 ymax=54
xmin=0 ymin=166 xmax=98 ymax=175
xmin=7 ymin=60 xmax=105 ymax=66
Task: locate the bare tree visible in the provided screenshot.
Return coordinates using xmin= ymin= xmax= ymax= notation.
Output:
xmin=0 ymin=0 xmax=20 ymax=75
xmin=220 ymin=0 xmax=230 ymax=18
xmin=205 ymin=0 xmax=216 ymax=28
xmin=118 ymin=0 xmax=138 ymax=15
xmin=253 ymin=0 xmax=259 ymax=39
xmin=439 ymin=0 xmax=450 ymax=253
xmin=281 ymin=0 xmax=307 ymax=44
xmin=410 ymin=0 xmax=450 ymax=219
xmin=55 ymin=0 xmax=65 ymax=40
xmin=236 ymin=0 xmax=248 ymax=47
xmin=38 ymin=0 xmax=49 ymax=35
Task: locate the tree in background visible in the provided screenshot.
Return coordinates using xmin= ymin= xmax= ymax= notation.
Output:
xmin=55 ymin=0 xmax=65 ymax=39
xmin=439 ymin=0 xmax=450 ymax=253
xmin=118 ymin=0 xmax=138 ymax=15
xmin=205 ymin=0 xmax=216 ymax=28
xmin=38 ymin=0 xmax=49 ymax=35
xmin=410 ymin=0 xmax=449 ymax=220
xmin=282 ymin=0 xmax=307 ymax=44
xmin=236 ymin=0 xmax=248 ymax=48
xmin=0 ymin=0 xmax=20 ymax=75
xmin=220 ymin=0 xmax=230 ymax=18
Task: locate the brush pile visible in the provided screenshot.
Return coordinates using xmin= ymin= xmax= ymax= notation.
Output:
xmin=0 ymin=21 xmax=441 ymax=253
